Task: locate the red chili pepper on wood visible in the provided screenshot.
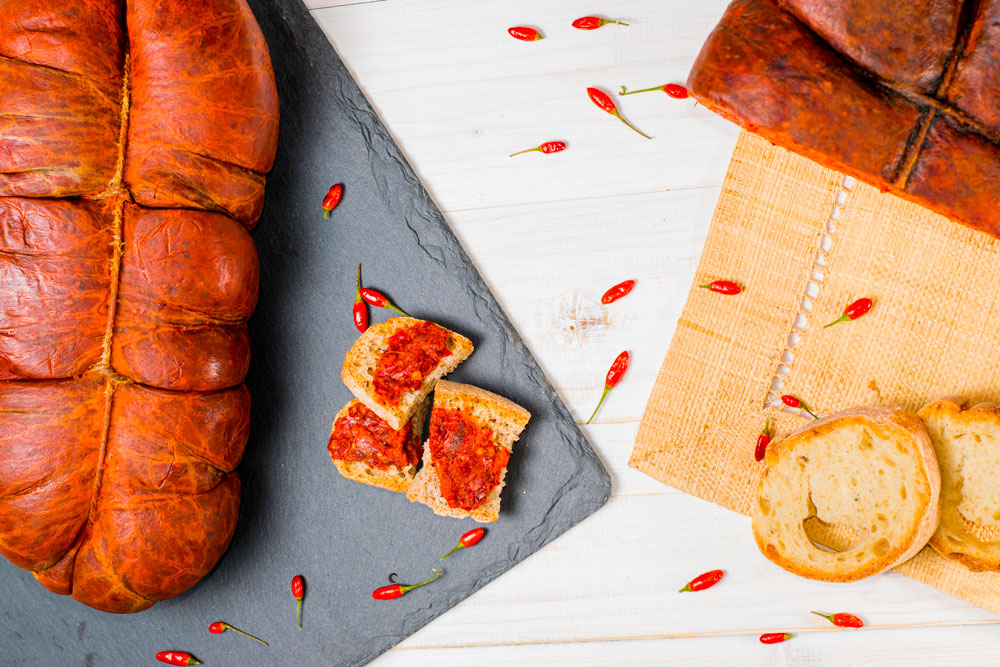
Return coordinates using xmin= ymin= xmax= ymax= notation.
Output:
xmin=586 ymin=350 xmax=629 ymax=424
xmin=156 ymin=652 xmax=201 ymax=666
xmin=698 ymin=280 xmax=741 ymax=295
xmin=322 ymin=184 xmax=343 ymax=219
xmin=619 ymin=83 xmax=689 ymax=99
xmin=586 ymin=87 xmax=652 ymax=140
xmin=508 ymin=26 xmax=543 ymax=41
xmin=601 ymin=279 xmax=635 ymax=305
xmin=824 ymin=298 xmax=873 ymax=328
xmin=760 ymin=632 xmax=794 ymax=644
xmin=292 ymin=575 xmax=305 ymax=629
xmin=572 ymin=16 xmax=629 ymax=29
xmin=209 ymin=621 xmax=269 ymax=646
xmin=679 ymin=569 xmax=724 ymax=592
xmin=781 ymin=394 xmax=818 ymax=419
xmin=441 ymin=527 xmax=486 ymax=560
xmin=360 ymin=287 xmax=410 ymax=317
xmin=509 ymin=141 xmax=566 ymax=157
xmin=372 ymin=569 xmax=442 ymax=600
xmin=754 ymin=420 xmax=773 ymax=462
xmin=812 ymin=611 xmax=864 ymax=628
xmin=353 ymin=264 xmax=368 ymax=333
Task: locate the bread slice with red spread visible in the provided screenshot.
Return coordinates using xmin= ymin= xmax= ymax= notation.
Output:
xmin=342 ymin=317 xmax=473 ymax=430
xmin=407 ymin=380 xmax=531 ymax=522
xmin=327 ymin=398 xmax=429 ymax=493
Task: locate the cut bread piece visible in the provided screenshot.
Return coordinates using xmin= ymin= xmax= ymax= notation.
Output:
xmin=919 ymin=397 xmax=1000 ymax=571
xmin=342 ymin=317 xmax=473 ymax=430
xmin=327 ymin=398 xmax=429 ymax=493
xmin=407 ymin=380 xmax=530 ymax=522
xmin=752 ymin=407 xmax=940 ymax=582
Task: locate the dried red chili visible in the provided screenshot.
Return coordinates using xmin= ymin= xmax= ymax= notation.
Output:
xmin=292 ymin=575 xmax=305 ymax=629
xmin=619 ymin=83 xmax=689 ymax=99
xmin=209 ymin=621 xmax=269 ymax=645
xmin=509 ymin=141 xmax=566 ymax=157
xmin=372 ymin=569 xmax=442 ymax=600
xmin=811 ymin=611 xmax=864 ymax=628
xmin=508 ymin=26 xmax=543 ymax=41
xmin=322 ymin=183 xmax=343 ymax=219
xmin=754 ymin=420 xmax=773 ymax=462
xmin=353 ymin=264 xmax=368 ymax=333
xmin=586 ymin=87 xmax=652 ymax=139
xmin=441 ymin=527 xmax=487 ymax=560
xmin=824 ymin=298 xmax=873 ymax=328
xmin=601 ymin=279 xmax=635 ymax=305
xmin=698 ymin=280 xmax=741 ymax=295
xmin=760 ymin=632 xmax=794 ymax=644
xmin=155 ymin=652 xmax=201 ymax=666
xmin=360 ymin=287 xmax=410 ymax=317
xmin=586 ymin=350 xmax=629 ymax=424
xmin=780 ymin=394 xmax=818 ymax=419
xmin=679 ymin=569 xmax=724 ymax=592
xmin=572 ymin=16 xmax=629 ymax=29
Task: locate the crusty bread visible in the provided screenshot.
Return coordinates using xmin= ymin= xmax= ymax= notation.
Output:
xmin=919 ymin=397 xmax=1000 ymax=571
xmin=407 ymin=380 xmax=530 ymax=522
xmin=752 ymin=407 xmax=940 ymax=582
xmin=342 ymin=317 xmax=473 ymax=430
xmin=328 ymin=398 xmax=429 ymax=493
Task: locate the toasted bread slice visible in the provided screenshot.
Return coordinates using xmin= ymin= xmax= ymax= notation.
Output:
xmin=342 ymin=317 xmax=473 ymax=430
xmin=919 ymin=397 xmax=1000 ymax=571
xmin=752 ymin=407 xmax=940 ymax=582
xmin=407 ymin=380 xmax=530 ymax=522
xmin=328 ymin=398 xmax=429 ymax=493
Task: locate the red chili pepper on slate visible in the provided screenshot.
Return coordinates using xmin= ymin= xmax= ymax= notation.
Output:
xmin=572 ymin=16 xmax=629 ymax=29
xmin=586 ymin=351 xmax=630 ymax=424
xmin=322 ymin=183 xmax=343 ymax=219
xmin=373 ymin=569 xmax=442 ymax=600
xmin=586 ymin=87 xmax=652 ymax=140
xmin=698 ymin=280 xmax=741 ymax=295
xmin=156 ymin=652 xmax=201 ymax=666
xmin=509 ymin=141 xmax=566 ymax=157
xmin=508 ymin=26 xmax=543 ymax=41
xmin=292 ymin=575 xmax=305 ymax=629
xmin=619 ymin=83 xmax=689 ymax=99
xmin=209 ymin=621 xmax=269 ymax=646
xmin=360 ymin=287 xmax=410 ymax=317
xmin=760 ymin=632 xmax=794 ymax=644
xmin=824 ymin=298 xmax=873 ymax=328
xmin=679 ymin=569 xmax=724 ymax=592
xmin=754 ymin=420 xmax=773 ymax=462
xmin=441 ymin=527 xmax=486 ymax=560
xmin=812 ymin=611 xmax=864 ymax=628
xmin=781 ymin=394 xmax=818 ymax=418
xmin=353 ymin=264 xmax=368 ymax=333
xmin=601 ymin=279 xmax=635 ymax=305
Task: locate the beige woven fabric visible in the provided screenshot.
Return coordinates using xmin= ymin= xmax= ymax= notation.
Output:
xmin=631 ymin=131 xmax=1000 ymax=613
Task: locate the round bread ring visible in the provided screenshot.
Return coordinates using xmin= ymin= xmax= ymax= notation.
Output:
xmin=752 ymin=407 xmax=940 ymax=582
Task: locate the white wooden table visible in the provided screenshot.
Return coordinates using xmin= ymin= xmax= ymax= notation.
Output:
xmin=305 ymin=1 xmax=1000 ymax=664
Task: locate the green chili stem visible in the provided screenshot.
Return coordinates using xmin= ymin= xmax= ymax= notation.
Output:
xmin=387 ymin=303 xmax=410 ymax=317
xmin=440 ymin=544 xmax=464 ymax=560
xmin=401 ymin=569 xmax=442 ymax=594
xmin=296 ymin=599 xmax=302 ymax=630
xmin=612 ymin=110 xmax=653 ymax=139
xmin=509 ymin=147 xmax=541 ymax=157
xmin=586 ymin=385 xmax=612 ymax=424
xmin=619 ymin=84 xmax=661 ymax=95
xmin=823 ymin=314 xmax=849 ymax=328
xmin=227 ymin=624 xmax=269 ymax=646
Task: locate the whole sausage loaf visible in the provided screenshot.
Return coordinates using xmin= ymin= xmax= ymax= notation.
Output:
xmin=689 ymin=0 xmax=1000 ymax=239
xmin=0 ymin=0 xmax=279 ymax=613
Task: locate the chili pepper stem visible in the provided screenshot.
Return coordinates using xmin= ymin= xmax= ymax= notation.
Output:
xmin=612 ymin=110 xmax=653 ymax=139
xmin=679 ymin=583 xmax=692 ymax=593
xmin=509 ymin=147 xmax=541 ymax=157
xmin=440 ymin=544 xmax=464 ymax=560
xmin=802 ymin=405 xmax=819 ymax=419
xmin=402 ymin=569 xmax=442 ymax=594
xmin=228 ymin=624 xmax=269 ymax=646
xmin=823 ymin=314 xmax=849 ymax=328
xmin=619 ymin=85 xmax=663 ymax=96
xmin=386 ymin=303 xmax=410 ymax=317
xmin=323 ymin=209 xmax=330 ymax=219
xmin=296 ymin=599 xmax=302 ymax=630
xmin=811 ymin=611 xmax=833 ymax=622
xmin=586 ymin=385 xmax=611 ymax=424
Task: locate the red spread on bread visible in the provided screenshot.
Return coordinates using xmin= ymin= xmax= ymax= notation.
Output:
xmin=429 ymin=408 xmax=509 ymax=511
xmin=372 ymin=321 xmax=452 ymax=405
xmin=328 ymin=402 xmax=421 ymax=470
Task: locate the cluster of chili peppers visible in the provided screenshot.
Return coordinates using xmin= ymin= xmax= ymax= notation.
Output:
xmin=759 ymin=610 xmax=864 ymax=644
xmin=352 ymin=263 xmax=411 ymax=333
xmin=372 ymin=529 xmax=486 ymax=600
xmin=508 ymin=16 xmax=630 ymax=41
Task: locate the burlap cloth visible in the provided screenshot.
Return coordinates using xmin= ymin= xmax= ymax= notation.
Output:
xmin=631 ymin=131 xmax=1000 ymax=613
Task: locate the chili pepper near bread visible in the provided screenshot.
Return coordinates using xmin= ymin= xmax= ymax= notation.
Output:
xmin=752 ymin=407 xmax=940 ymax=582
xmin=407 ymin=381 xmax=530 ymax=522
xmin=342 ymin=317 xmax=473 ymax=430
xmin=919 ymin=397 xmax=1000 ymax=572
xmin=0 ymin=0 xmax=278 ymax=613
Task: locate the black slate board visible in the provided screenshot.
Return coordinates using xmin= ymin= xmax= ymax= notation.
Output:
xmin=0 ymin=1 xmax=610 ymax=665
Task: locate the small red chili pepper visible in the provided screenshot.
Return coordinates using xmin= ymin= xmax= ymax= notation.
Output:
xmin=619 ymin=83 xmax=689 ymax=99
xmin=360 ymin=287 xmax=410 ymax=317
xmin=760 ymin=632 xmax=794 ymax=644
xmin=824 ymin=298 xmax=873 ymax=328
xmin=601 ymin=279 xmax=635 ymax=305
xmin=209 ymin=621 xmax=269 ymax=646
xmin=353 ymin=264 xmax=368 ymax=333
xmin=754 ymin=420 xmax=773 ymax=462
xmin=508 ymin=26 xmax=543 ymax=41
xmin=155 ymin=652 xmax=201 ymax=666
xmin=572 ymin=16 xmax=629 ymax=29
xmin=372 ymin=569 xmax=442 ymax=600
xmin=322 ymin=183 xmax=343 ymax=219
xmin=781 ymin=394 xmax=818 ymax=418
xmin=698 ymin=280 xmax=741 ymax=295
xmin=586 ymin=350 xmax=629 ymax=424
xmin=441 ymin=527 xmax=486 ymax=560
xmin=679 ymin=569 xmax=724 ymax=592
xmin=811 ymin=611 xmax=864 ymax=628
xmin=509 ymin=141 xmax=566 ymax=157
xmin=586 ymin=87 xmax=652 ymax=140
xmin=292 ymin=575 xmax=305 ymax=629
